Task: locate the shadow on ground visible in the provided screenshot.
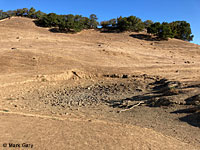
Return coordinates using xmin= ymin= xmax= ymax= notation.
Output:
xmin=104 ymin=94 xmax=160 ymax=109
xmin=129 ymin=34 xmax=161 ymax=41
xmin=104 ymin=79 xmax=182 ymax=109
xmin=48 ymin=28 xmax=74 ymax=33
xmin=171 ymin=107 xmax=200 ymax=128
xmin=33 ymin=20 xmax=75 ymax=34
xmin=100 ymin=29 xmax=121 ymax=33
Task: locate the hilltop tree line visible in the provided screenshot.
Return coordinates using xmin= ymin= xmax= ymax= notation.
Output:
xmin=0 ymin=7 xmax=194 ymax=41
xmin=36 ymin=13 xmax=99 ymax=32
xmin=0 ymin=8 xmax=98 ymax=32
xmin=100 ymin=17 xmax=193 ymax=41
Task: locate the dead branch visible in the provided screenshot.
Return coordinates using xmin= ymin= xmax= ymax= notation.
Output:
xmin=119 ymin=101 xmax=145 ymax=113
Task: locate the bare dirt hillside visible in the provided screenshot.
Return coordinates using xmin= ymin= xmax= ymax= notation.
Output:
xmin=0 ymin=17 xmax=200 ymax=150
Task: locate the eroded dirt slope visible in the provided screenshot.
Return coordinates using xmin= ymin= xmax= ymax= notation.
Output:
xmin=0 ymin=17 xmax=200 ymax=150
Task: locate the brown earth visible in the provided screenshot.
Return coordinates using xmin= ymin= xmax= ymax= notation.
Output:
xmin=0 ymin=17 xmax=200 ymax=150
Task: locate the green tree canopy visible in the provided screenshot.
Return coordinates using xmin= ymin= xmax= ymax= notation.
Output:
xmin=0 ymin=7 xmax=194 ymax=40
xmin=117 ymin=16 xmax=144 ymax=32
xmin=147 ymin=22 xmax=161 ymax=35
xmin=144 ymin=20 xmax=154 ymax=29
xmin=170 ymin=21 xmax=193 ymax=41
xmin=35 ymin=10 xmax=46 ymax=19
xmin=100 ymin=19 xmax=117 ymax=29
xmin=28 ymin=7 xmax=36 ymax=18
xmin=89 ymin=14 xmax=99 ymax=29
xmin=158 ymin=22 xmax=174 ymax=40
xmin=148 ymin=21 xmax=194 ymax=41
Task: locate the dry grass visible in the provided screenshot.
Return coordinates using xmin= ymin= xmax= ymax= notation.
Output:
xmin=0 ymin=17 xmax=200 ymax=150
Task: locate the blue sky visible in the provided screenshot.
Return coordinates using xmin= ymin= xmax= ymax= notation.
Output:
xmin=0 ymin=0 xmax=199 ymax=44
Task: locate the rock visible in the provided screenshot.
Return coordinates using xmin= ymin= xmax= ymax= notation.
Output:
xmin=122 ymin=74 xmax=128 ymax=78
xmin=136 ymin=89 xmax=142 ymax=92
xmin=167 ymin=81 xmax=180 ymax=88
xmin=163 ymin=88 xmax=179 ymax=96
xmin=184 ymin=61 xmax=190 ymax=64
xmin=149 ymin=98 xmax=172 ymax=107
